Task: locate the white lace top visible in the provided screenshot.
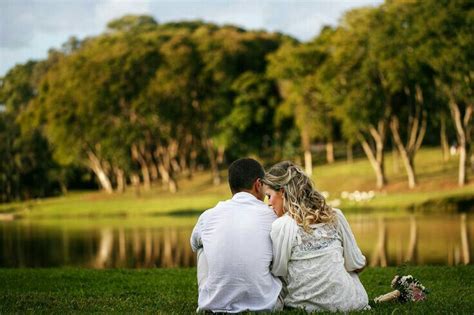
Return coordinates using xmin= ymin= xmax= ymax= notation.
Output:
xmin=271 ymin=209 xmax=369 ymax=312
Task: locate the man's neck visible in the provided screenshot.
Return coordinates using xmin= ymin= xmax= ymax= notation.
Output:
xmin=233 ymin=190 xmax=261 ymax=201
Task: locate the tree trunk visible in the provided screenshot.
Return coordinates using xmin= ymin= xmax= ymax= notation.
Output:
xmin=374 ymin=126 xmax=386 ymax=189
xmin=346 ymin=142 xmax=353 ymax=163
xmin=157 ymin=160 xmax=170 ymax=187
xmin=301 ymin=129 xmax=312 ymax=176
xmin=179 ymin=151 xmax=189 ymax=178
xmin=149 ymin=162 xmax=159 ymax=181
xmin=326 ymin=141 xmax=335 ymax=164
xmin=168 ymin=140 xmax=181 ymax=174
xmin=359 ymin=135 xmax=386 ymax=189
xmin=440 ymin=114 xmax=450 ymax=162
xmin=189 ymin=148 xmax=198 ymax=179
xmin=358 ymin=121 xmax=387 ymax=189
xmin=205 ymin=138 xmax=221 ymax=185
xmin=388 ymin=87 xmax=427 ymax=189
xmin=390 ymin=117 xmax=417 ymax=189
xmin=217 ymin=145 xmax=225 ymax=165
xmin=155 ymin=146 xmax=178 ymax=193
xmin=145 ymin=150 xmax=159 ymax=181
xmin=87 ymin=150 xmax=113 ymax=194
xmin=131 ymin=144 xmax=151 ymax=191
xmin=171 ymin=158 xmax=181 ymax=173
xmin=60 ymin=181 xmax=68 ymax=195
xmin=114 ymin=167 xmax=126 ymax=193
xmin=449 ymin=99 xmax=472 ymax=186
xmin=179 ymin=134 xmax=193 ymax=178
xmin=130 ymin=173 xmax=141 ymax=196
xmin=168 ymin=176 xmax=177 ymax=193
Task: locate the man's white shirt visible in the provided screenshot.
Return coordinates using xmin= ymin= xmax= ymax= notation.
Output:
xmin=190 ymin=192 xmax=282 ymax=313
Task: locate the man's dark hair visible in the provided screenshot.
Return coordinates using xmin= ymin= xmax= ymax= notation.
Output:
xmin=228 ymin=158 xmax=265 ymax=194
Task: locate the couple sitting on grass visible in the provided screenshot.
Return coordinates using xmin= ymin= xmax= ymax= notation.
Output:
xmin=190 ymin=158 xmax=369 ymax=313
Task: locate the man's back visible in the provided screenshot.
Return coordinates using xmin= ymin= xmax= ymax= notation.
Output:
xmin=191 ymin=192 xmax=282 ymax=312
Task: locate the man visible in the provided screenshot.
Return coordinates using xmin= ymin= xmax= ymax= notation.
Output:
xmin=190 ymin=158 xmax=282 ymax=312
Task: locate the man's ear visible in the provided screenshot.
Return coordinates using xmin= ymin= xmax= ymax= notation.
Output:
xmin=254 ymin=178 xmax=264 ymax=193
xmin=254 ymin=178 xmax=262 ymax=191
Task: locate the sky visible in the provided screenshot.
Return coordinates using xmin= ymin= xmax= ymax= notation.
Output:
xmin=0 ymin=0 xmax=383 ymax=76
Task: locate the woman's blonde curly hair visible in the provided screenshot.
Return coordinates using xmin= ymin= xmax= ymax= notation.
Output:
xmin=262 ymin=161 xmax=336 ymax=232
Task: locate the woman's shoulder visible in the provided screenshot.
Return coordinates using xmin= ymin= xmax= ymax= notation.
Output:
xmin=271 ymin=214 xmax=299 ymax=244
xmin=272 ymin=214 xmax=298 ymax=232
xmin=332 ymin=208 xmax=346 ymax=222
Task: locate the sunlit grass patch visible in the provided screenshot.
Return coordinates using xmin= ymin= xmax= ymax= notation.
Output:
xmin=0 ymin=266 xmax=472 ymax=313
xmin=1 ymin=148 xmax=472 ymax=218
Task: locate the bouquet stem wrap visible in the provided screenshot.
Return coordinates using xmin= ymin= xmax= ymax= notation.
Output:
xmin=374 ymin=290 xmax=401 ymax=303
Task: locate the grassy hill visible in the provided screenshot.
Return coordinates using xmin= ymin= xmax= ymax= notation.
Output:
xmin=1 ymin=147 xmax=472 ymax=218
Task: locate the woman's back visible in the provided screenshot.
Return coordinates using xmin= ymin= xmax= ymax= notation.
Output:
xmin=271 ymin=209 xmax=369 ymax=312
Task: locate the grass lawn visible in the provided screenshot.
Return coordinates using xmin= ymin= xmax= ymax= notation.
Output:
xmin=1 ymin=148 xmax=472 ymax=218
xmin=0 ymin=266 xmax=473 ymax=313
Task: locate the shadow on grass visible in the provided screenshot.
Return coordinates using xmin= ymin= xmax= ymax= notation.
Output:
xmin=153 ymin=209 xmax=205 ymax=217
xmin=0 ymin=207 xmax=18 ymax=214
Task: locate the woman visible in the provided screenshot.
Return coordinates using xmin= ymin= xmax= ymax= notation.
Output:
xmin=261 ymin=161 xmax=369 ymax=312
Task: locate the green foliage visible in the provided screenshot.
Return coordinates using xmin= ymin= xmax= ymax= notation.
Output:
xmin=218 ymin=72 xmax=280 ymax=158
xmin=0 ymin=112 xmax=61 ymax=201
xmin=0 ymin=63 xmax=65 ymax=201
xmin=324 ymin=7 xmax=388 ymax=141
xmin=107 ymin=15 xmax=158 ymax=33
xmin=2 ymin=2 xmax=473 ymax=198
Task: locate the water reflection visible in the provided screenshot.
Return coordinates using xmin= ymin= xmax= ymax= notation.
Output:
xmin=353 ymin=214 xmax=472 ymax=266
xmin=0 ymin=214 xmax=472 ymax=268
xmin=0 ymin=225 xmax=195 ymax=268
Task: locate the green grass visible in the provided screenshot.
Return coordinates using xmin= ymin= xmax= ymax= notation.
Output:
xmin=1 ymin=147 xmax=472 ymax=218
xmin=0 ymin=266 xmax=472 ymax=313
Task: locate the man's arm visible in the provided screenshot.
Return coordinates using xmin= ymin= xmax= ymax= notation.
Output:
xmin=190 ymin=215 xmax=204 ymax=252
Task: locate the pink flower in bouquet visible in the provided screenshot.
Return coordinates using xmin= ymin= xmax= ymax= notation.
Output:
xmin=410 ymin=283 xmax=426 ymax=302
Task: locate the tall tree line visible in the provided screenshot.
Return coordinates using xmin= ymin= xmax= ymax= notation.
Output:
xmin=268 ymin=0 xmax=472 ymax=189
xmin=0 ymin=1 xmax=472 ymax=201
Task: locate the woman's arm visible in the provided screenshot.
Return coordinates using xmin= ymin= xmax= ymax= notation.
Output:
xmin=270 ymin=215 xmax=298 ymax=277
xmin=334 ymin=209 xmax=367 ymax=272
xmin=353 ymin=266 xmax=366 ymax=273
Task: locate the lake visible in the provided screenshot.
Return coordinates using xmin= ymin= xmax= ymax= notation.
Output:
xmin=0 ymin=213 xmax=472 ymax=268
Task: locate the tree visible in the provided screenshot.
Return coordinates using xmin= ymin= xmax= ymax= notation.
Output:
xmin=420 ymin=0 xmax=474 ymax=186
xmin=267 ymin=32 xmax=337 ymax=175
xmin=32 ymin=22 xmax=161 ymax=193
xmin=369 ymin=1 xmax=437 ymax=189
xmin=219 ymin=71 xmax=280 ymax=160
xmin=0 ymin=62 xmax=61 ymax=201
xmin=323 ymin=8 xmax=390 ymax=189
xmin=192 ymin=26 xmax=282 ymax=183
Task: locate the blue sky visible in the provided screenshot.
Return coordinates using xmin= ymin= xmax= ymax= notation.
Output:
xmin=0 ymin=0 xmax=383 ymax=76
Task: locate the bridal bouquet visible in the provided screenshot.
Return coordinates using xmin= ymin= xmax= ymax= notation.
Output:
xmin=374 ymin=275 xmax=429 ymax=303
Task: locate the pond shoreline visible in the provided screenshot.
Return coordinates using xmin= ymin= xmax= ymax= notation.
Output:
xmin=2 ymin=192 xmax=473 ymax=221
